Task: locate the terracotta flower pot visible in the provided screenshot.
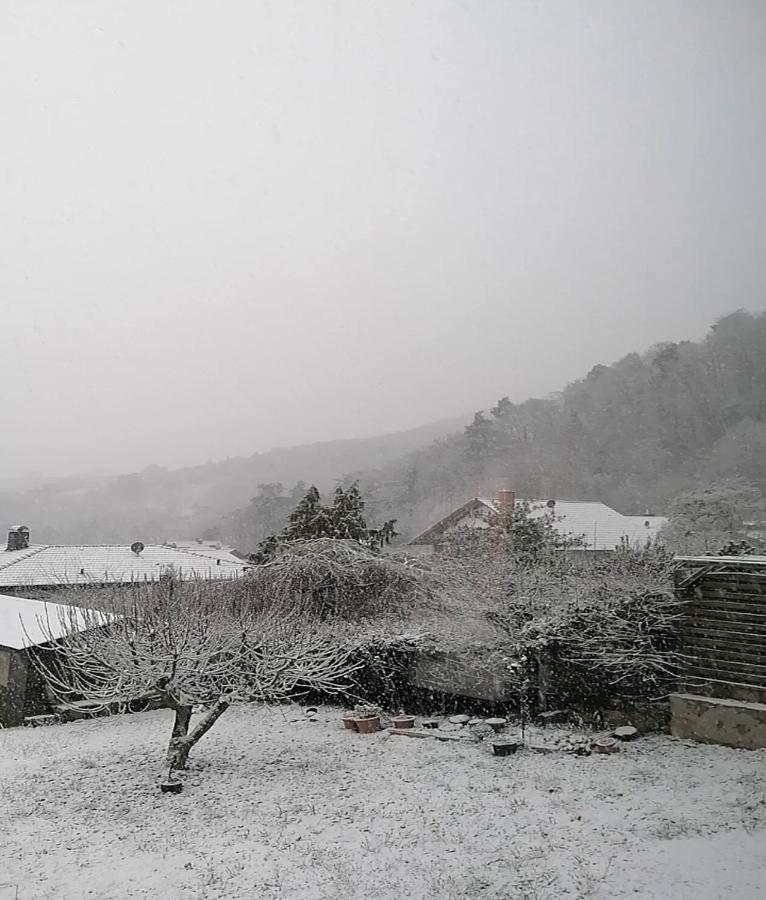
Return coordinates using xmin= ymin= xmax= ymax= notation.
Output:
xmin=342 ymin=712 xmax=358 ymax=730
xmin=392 ymin=715 xmax=415 ymax=729
xmin=354 ymin=715 xmax=381 ymax=734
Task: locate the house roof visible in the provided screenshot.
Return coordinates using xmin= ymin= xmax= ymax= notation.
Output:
xmin=410 ymin=498 xmax=665 ymax=552
xmin=0 ymin=593 xmax=94 ymax=650
xmin=409 ymin=498 xmax=498 ymax=546
xmin=0 ymin=544 xmax=248 ymax=589
xmin=163 ymin=541 xmax=245 ymax=566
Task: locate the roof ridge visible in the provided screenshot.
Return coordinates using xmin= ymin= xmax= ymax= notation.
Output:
xmin=165 ymin=546 xmax=244 ymax=565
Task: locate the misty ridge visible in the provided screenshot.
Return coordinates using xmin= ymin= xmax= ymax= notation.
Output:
xmin=2 ymin=308 xmax=764 ymax=552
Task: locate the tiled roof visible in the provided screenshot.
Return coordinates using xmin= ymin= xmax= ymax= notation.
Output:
xmin=163 ymin=541 xmax=245 ymax=566
xmin=0 ymin=544 xmax=248 ymax=589
xmin=0 ymin=593 xmax=94 ymax=650
xmin=524 ymin=501 xmax=648 ymax=551
xmin=411 ymin=498 xmax=664 ymax=552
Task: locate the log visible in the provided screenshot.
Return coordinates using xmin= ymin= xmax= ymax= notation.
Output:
xmin=388 ymin=728 xmax=471 ymax=742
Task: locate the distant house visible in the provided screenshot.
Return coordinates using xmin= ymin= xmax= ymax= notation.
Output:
xmin=409 ymin=494 xmax=667 ymax=553
xmin=0 ymin=593 xmax=93 ymax=726
xmin=623 ymin=515 xmax=667 ymax=544
xmin=0 ymin=526 xmax=249 ymax=595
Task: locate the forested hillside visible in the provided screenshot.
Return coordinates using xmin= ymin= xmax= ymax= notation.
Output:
xmin=0 ymin=417 xmax=465 ymax=544
xmin=342 ymin=310 xmax=766 ymax=542
xmin=4 ymin=311 xmax=764 ymax=551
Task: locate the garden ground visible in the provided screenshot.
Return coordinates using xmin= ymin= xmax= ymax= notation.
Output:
xmin=1 ymin=705 xmax=765 ymax=899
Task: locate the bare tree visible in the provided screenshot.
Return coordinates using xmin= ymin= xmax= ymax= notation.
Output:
xmin=31 ymin=575 xmax=360 ymax=771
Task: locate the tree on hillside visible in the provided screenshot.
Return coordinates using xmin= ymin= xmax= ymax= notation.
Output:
xmin=705 ymin=419 xmax=766 ymax=491
xmin=251 ymin=483 xmax=397 ymax=562
xmin=221 ymin=482 xmax=305 ymax=554
xmin=660 ymin=483 xmax=763 ymax=555
xmin=464 ymin=411 xmax=498 ymax=461
xmin=490 ymin=396 xmax=513 ymax=419
xmin=33 ymin=576 xmax=358 ymax=773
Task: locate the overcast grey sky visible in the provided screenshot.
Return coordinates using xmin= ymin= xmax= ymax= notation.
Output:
xmin=2 ymin=1 xmax=765 ymax=477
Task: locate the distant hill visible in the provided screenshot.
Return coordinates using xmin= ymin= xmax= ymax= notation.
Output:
xmin=0 ymin=415 xmax=468 ymax=545
xmin=343 ymin=310 xmax=766 ymax=543
xmin=5 ymin=310 xmax=765 ymax=553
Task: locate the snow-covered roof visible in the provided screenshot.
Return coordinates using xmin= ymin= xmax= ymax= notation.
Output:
xmin=163 ymin=541 xmax=245 ymax=565
xmin=410 ymin=498 xmax=664 ymax=552
xmin=0 ymin=544 xmax=248 ymax=589
xmin=623 ymin=515 xmax=668 ymax=543
xmin=0 ymin=593 xmax=94 ymax=650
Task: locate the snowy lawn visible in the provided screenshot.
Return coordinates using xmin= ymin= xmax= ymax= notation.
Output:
xmin=1 ymin=705 xmax=765 ymax=899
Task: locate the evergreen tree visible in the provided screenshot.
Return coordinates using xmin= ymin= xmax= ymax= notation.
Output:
xmin=328 ymin=485 xmax=368 ymax=540
xmin=251 ymin=483 xmax=398 ymax=561
xmin=284 ymin=485 xmax=331 ymax=540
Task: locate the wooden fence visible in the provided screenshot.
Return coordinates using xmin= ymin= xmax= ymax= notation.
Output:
xmin=675 ymin=556 xmax=766 ymax=705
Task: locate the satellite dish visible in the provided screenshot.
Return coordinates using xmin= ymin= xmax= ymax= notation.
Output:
xmin=130 ymin=541 xmax=145 ymax=556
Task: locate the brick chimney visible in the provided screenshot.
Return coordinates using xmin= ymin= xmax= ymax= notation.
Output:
xmin=6 ymin=525 xmax=30 ymax=552
xmin=496 ymin=490 xmax=515 ymax=531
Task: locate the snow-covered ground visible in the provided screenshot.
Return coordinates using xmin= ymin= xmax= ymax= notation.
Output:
xmin=1 ymin=706 xmax=765 ymax=899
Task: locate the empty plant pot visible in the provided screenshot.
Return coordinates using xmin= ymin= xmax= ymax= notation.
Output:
xmin=392 ymin=715 xmax=415 ymax=729
xmin=160 ymin=780 xmax=183 ymax=794
xmin=354 ymin=716 xmax=381 ymax=734
xmin=342 ymin=712 xmax=358 ymax=731
xmin=491 ymin=741 xmax=520 ymax=757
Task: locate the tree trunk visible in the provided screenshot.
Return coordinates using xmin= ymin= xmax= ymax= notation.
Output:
xmin=166 ymin=705 xmax=193 ymax=770
xmin=166 ymin=699 xmax=230 ymax=771
xmin=536 ymin=650 xmax=550 ymax=712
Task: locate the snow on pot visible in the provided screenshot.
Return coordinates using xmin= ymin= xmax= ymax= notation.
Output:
xmin=486 ymin=718 xmax=507 ymax=733
xmin=613 ymin=726 xmax=638 ymax=741
xmin=470 ymin=722 xmax=495 ymax=741
xmin=354 ymin=716 xmax=382 ymax=734
xmin=392 ymin=715 xmax=415 ymax=729
xmin=491 ymin=741 xmax=520 ymax=757
xmin=449 ymin=715 xmax=471 ymax=726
